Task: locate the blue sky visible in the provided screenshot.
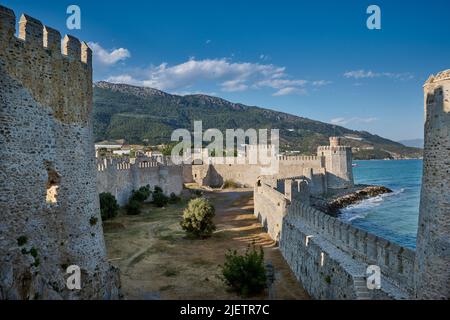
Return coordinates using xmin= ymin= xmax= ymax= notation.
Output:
xmin=4 ymin=0 xmax=450 ymax=141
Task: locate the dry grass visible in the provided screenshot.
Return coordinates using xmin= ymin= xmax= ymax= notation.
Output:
xmin=104 ymin=188 xmax=310 ymax=300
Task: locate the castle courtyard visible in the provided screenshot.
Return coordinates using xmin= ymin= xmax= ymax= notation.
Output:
xmin=103 ymin=188 xmax=310 ymax=300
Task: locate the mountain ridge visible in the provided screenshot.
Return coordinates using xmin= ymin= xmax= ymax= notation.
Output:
xmin=93 ymin=81 xmax=422 ymax=160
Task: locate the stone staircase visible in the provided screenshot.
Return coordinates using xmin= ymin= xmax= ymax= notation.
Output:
xmin=354 ymin=276 xmax=372 ymax=300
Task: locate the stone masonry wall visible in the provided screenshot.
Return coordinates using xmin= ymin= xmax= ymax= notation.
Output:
xmin=0 ymin=6 xmax=120 ymax=299
xmin=192 ymin=156 xmax=328 ymax=191
xmin=414 ymin=70 xmax=450 ymax=299
xmin=97 ymin=157 xmax=184 ymax=206
xmin=255 ymin=179 xmax=414 ymax=299
xmin=192 ymin=138 xmax=353 ymax=192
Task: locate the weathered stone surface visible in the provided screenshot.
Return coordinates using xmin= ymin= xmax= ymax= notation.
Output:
xmin=414 ymin=70 xmax=450 ymax=299
xmin=255 ymin=178 xmax=414 ymax=299
xmin=96 ymin=157 xmax=184 ymax=206
xmin=193 ymin=137 xmax=353 ymax=192
xmin=0 ymin=5 xmax=120 ymax=300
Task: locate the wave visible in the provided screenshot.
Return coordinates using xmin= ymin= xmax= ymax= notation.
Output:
xmin=340 ymin=188 xmax=405 ymax=222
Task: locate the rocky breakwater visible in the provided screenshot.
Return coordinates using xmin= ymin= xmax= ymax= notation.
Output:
xmin=312 ymin=185 xmax=393 ymax=216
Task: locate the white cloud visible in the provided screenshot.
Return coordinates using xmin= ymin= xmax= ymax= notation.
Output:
xmin=330 ymin=117 xmax=378 ymax=126
xmin=104 ymin=57 xmax=330 ymax=96
xmin=344 ymin=69 xmax=413 ymax=80
xmin=273 ymin=87 xmax=307 ymax=96
xmin=312 ymin=80 xmax=332 ymax=86
xmin=256 ymin=79 xmax=308 ymax=89
xmin=106 ymin=74 xmax=141 ymax=86
xmin=88 ymin=42 xmax=131 ymax=66
xmin=221 ymin=79 xmax=248 ymax=92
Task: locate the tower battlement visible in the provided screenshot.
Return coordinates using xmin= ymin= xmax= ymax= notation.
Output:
xmin=0 ymin=5 xmax=120 ymax=299
xmin=0 ymin=5 xmax=92 ymax=124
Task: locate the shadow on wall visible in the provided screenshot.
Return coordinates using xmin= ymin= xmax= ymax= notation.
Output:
xmin=205 ymin=165 xmax=224 ymax=188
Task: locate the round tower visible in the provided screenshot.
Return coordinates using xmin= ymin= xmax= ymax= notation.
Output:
xmin=414 ymin=70 xmax=450 ymax=299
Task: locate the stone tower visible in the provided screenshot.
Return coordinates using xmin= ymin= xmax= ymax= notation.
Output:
xmin=414 ymin=70 xmax=450 ymax=299
xmin=0 ymin=6 xmax=120 ymax=299
xmin=317 ymin=137 xmax=354 ymax=189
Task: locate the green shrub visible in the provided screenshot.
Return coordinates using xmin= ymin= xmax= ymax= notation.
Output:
xmin=99 ymin=192 xmax=119 ymax=221
xmin=153 ymin=191 xmax=169 ymax=208
xmin=223 ymin=180 xmax=239 ymax=189
xmin=180 ymin=198 xmax=216 ymax=238
xmin=154 ymin=186 xmax=163 ymax=194
xmin=169 ymin=192 xmax=181 ymax=204
xmin=131 ymin=185 xmax=152 ymax=202
xmin=220 ymin=246 xmax=267 ymax=297
xmin=126 ymin=199 xmax=141 ymax=215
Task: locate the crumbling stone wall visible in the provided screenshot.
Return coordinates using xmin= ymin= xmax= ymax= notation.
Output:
xmin=414 ymin=70 xmax=450 ymax=299
xmin=0 ymin=6 xmax=120 ymax=299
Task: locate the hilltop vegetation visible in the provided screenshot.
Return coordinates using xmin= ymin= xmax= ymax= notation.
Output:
xmin=93 ymin=82 xmax=422 ymax=159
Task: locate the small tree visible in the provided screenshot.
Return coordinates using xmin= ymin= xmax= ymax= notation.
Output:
xmin=99 ymin=193 xmax=119 ymax=221
xmin=180 ymin=198 xmax=216 ymax=238
xmin=220 ymin=246 xmax=267 ymax=297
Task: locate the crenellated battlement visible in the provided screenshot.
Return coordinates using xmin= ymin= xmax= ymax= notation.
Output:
xmin=96 ymin=157 xmax=184 ymax=206
xmin=254 ymin=179 xmax=415 ymax=299
xmin=317 ymin=145 xmax=351 ymax=152
xmin=1 ymin=6 xmax=91 ymax=65
xmin=278 ymin=155 xmax=320 ymax=162
xmin=96 ymin=157 xmax=160 ymax=172
xmin=0 ymin=5 xmax=121 ymax=299
xmin=424 ymin=69 xmax=450 ymax=85
xmin=0 ymin=5 xmax=92 ymax=124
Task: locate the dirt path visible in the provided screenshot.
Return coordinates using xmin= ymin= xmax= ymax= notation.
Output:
xmin=104 ymin=189 xmax=310 ymax=300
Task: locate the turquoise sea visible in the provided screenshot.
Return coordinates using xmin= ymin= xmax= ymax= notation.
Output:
xmin=340 ymin=159 xmax=423 ymax=249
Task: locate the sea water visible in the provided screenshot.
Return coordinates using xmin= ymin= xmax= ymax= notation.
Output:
xmin=340 ymin=159 xmax=422 ymax=249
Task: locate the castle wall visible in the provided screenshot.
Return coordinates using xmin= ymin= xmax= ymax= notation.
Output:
xmin=192 ymin=156 xmax=327 ymax=190
xmin=96 ymin=158 xmax=184 ymax=206
xmin=254 ymin=183 xmax=288 ymax=242
xmin=0 ymin=6 xmax=119 ymax=299
xmin=414 ymin=70 xmax=450 ymax=299
xmin=254 ymin=179 xmax=414 ymax=299
xmin=317 ymin=146 xmax=354 ymax=189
